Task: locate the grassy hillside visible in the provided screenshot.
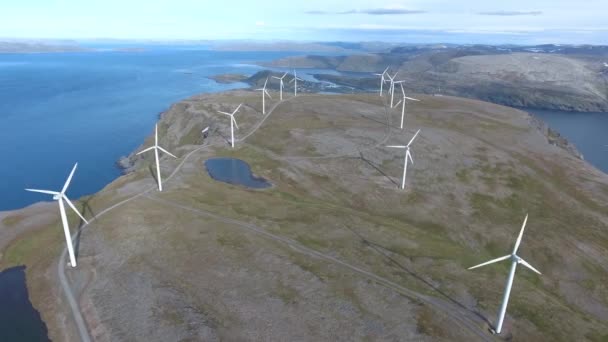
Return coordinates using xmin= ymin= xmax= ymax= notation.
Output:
xmin=3 ymin=91 xmax=608 ymax=341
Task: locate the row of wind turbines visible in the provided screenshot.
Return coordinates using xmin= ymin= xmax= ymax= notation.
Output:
xmin=375 ymin=66 xmax=541 ymax=335
xmin=25 ymin=65 xmax=540 ymax=336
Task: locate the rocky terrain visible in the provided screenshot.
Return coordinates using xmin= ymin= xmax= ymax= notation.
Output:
xmin=1 ymin=90 xmax=608 ymax=341
xmin=262 ymin=46 xmax=608 ymax=112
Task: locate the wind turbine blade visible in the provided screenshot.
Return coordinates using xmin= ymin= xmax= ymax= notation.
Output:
xmin=281 ymin=72 xmax=287 ymax=78
xmin=233 ymin=103 xmax=242 ymax=115
xmin=392 ymin=71 xmax=399 ymax=79
xmin=400 ymin=83 xmax=406 ymax=96
xmin=232 ymin=117 xmax=239 ymax=130
xmin=407 ymin=150 xmax=414 ymax=165
xmin=155 ymin=124 xmax=159 ymax=147
xmin=63 ymin=195 xmax=89 ymax=224
xmin=383 ymin=66 xmax=389 ymax=74
xmin=136 ymin=146 xmax=155 ymax=155
xmin=386 ymin=145 xmax=406 ymax=149
xmin=158 ymin=146 xmax=177 ymax=158
xmin=519 ymin=258 xmax=542 ymax=275
xmin=272 ymin=76 xmax=280 ymax=80
xmin=289 ymin=78 xmax=295 ymax=84
xmin=25 ymin=188 xmax=59 ymax=195
xmin=405 ymin=96 xmax=420 ymax=101
xmin=265 ymin=90 xmax=272 ymax=99
xmin=394 ymin=100 xmax=402 ymax=107
xmin=513 ymin=214 xmax=529 ymax=254
xmin=407 ymin=129 xmax=421 ymax=147
xmin=61 ymin=163 xmax=78 ymax=194
xmin=468 ymin=255 xmax=511 ymax=270
xmin=263 ymin=77 xmax=268 ymax=88
xmin=218 ymin=111 xmax=232 ymax=116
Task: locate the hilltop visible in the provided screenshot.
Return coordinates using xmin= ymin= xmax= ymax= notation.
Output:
xmin=1 ymin=91 xmax=608 ymax=341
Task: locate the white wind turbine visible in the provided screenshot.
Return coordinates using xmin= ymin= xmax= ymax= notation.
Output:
xmin=26 ymin=163 xmax=88 ymax=268
xmin=272 ymin=72 xmax=288 ymax=100
xmin=255 ymin=77 xmax=272 ymax=114
xmin=386 ymin=71 xmax=399 ymax=107
xmin=387 ymin=129 xmax=421 ymax=190
xmin=373 ymin=66 xmax=389 ymax=96
xmin=218 ymin=104 xmax=242 ymax=148
xmin=392 ymin=83 xmax=420 ymax=129
xmin=136 ymin=124 xmax=177 ymax=192
xmin=289 ymin=69 xmax=303 ymax=97
xmin=468 ymin=214 xmax=541 ymax=335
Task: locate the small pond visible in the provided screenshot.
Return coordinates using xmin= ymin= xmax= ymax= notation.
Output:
xmin=0 ymin=266 xmax=50 ymax=341
xmin=205 ymin=158 xmax=271 ymax=189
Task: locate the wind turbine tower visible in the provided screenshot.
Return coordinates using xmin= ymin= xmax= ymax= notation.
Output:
xmin=289 ymin=69 xmax=303 ymax=97
xmin=373 ymin=66 xmax=389 ymax=96
xmin=26 ymin=163 xmax=89 ymax=267
xmin=218 ymin=104 xmax=242 ymax=148
xmin=386 ymin=129 xmax=421 ymax=189
xmin=468 ymin=214 xmax=541 ymax=334
xmin=136 ymin=124 xmax=177 ymax=191
xmin=255 ymin=78 xmax=272 ymax=114
xmin=272 ymin=72 xmax=288 ymax=101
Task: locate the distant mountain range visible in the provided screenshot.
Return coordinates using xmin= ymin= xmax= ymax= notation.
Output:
xmin=0 ymin=40 xmax=87 ymax=53
xmin=261 ymin=44 xmax=608 ymax=112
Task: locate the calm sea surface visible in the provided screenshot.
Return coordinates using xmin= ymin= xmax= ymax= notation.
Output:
xmin=0 ymin=46 xmax=325 ymax=211
xmin=526 ymin=108 xmax=608 ymax=173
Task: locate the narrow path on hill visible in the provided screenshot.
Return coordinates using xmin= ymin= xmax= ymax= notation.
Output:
xmin=58 ymin=95 xmax=290 ymax=342
xmin=59 ymin=93 xmax=493 ymax=342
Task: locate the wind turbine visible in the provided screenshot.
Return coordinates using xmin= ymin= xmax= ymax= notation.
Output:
xmin=373 ymin=66 xmax=389 ymax=96
xmin=255 ymin=77 xmax=272 ymax=114
xmin=392 ymin=83 xmax=420 ymax=129
xmin=289 ymin=69 xmax=303 ymax=97
xmin=272 ymin=72 xmax=288 ymax=101
xmin=25 ymin=163 xmax=88 ymax=268
xmin=386 ymin=71 xmax=399 ymax=107
xmin=136 ymin=124 xmax=177 ymax=192
xmin=468 ymin=214 xmax=541 ymax=335
xmin=218 ymin=104 xmax=242 ymax=148
xmin=386 ymin=129 xmax=421 ymax=190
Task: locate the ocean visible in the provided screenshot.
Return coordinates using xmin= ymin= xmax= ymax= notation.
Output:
xmin=526 ymin=108 xmax=608 ymax=173
xmin=1 ymin=47 xmax=607 ymax=212
xmin=0 ymin=47 xmax=316 ymax=211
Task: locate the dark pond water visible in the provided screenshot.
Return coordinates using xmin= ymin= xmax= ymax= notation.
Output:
xmin=0 ymin=266 xmax=50 ymax=341
xmin=205 ymin=158 xmax=271 ymax=189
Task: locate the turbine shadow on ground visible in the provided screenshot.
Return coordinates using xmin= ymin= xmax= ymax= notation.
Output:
xmin=358 ymin=151 xmax=400 ymax=188
xmin=359 ymin=113 xmax=388 ymax=127
xmin=344 ymin=225 xmax=493 ymax=327
xmin=147 ymin=163 xmax=159 ymax=187
xmin=74 ymin=195 xmax=97 ymax=260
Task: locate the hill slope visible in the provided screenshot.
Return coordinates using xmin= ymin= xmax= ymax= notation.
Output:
xmin=2 ymin=91 xmax=608 ymax=341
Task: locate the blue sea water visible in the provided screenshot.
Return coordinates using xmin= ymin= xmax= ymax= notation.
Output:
xmin=0 ymin=47 xmax=315 ymax=211
xmin=526 ymin=109 xmax=608 ymax=173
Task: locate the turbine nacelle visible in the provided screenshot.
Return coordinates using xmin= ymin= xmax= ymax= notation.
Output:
xmin=25 ymin=162 xmax=88 ymax=267
xmin=467 ymin=214 xmax=541 ymax=334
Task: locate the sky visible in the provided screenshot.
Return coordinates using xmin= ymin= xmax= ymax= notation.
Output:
xmin=1 ymin=0 xmax=607 ymax=44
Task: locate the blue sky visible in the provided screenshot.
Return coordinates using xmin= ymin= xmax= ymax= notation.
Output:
xmin=1 ymin=0 xmax=607 ymax=44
